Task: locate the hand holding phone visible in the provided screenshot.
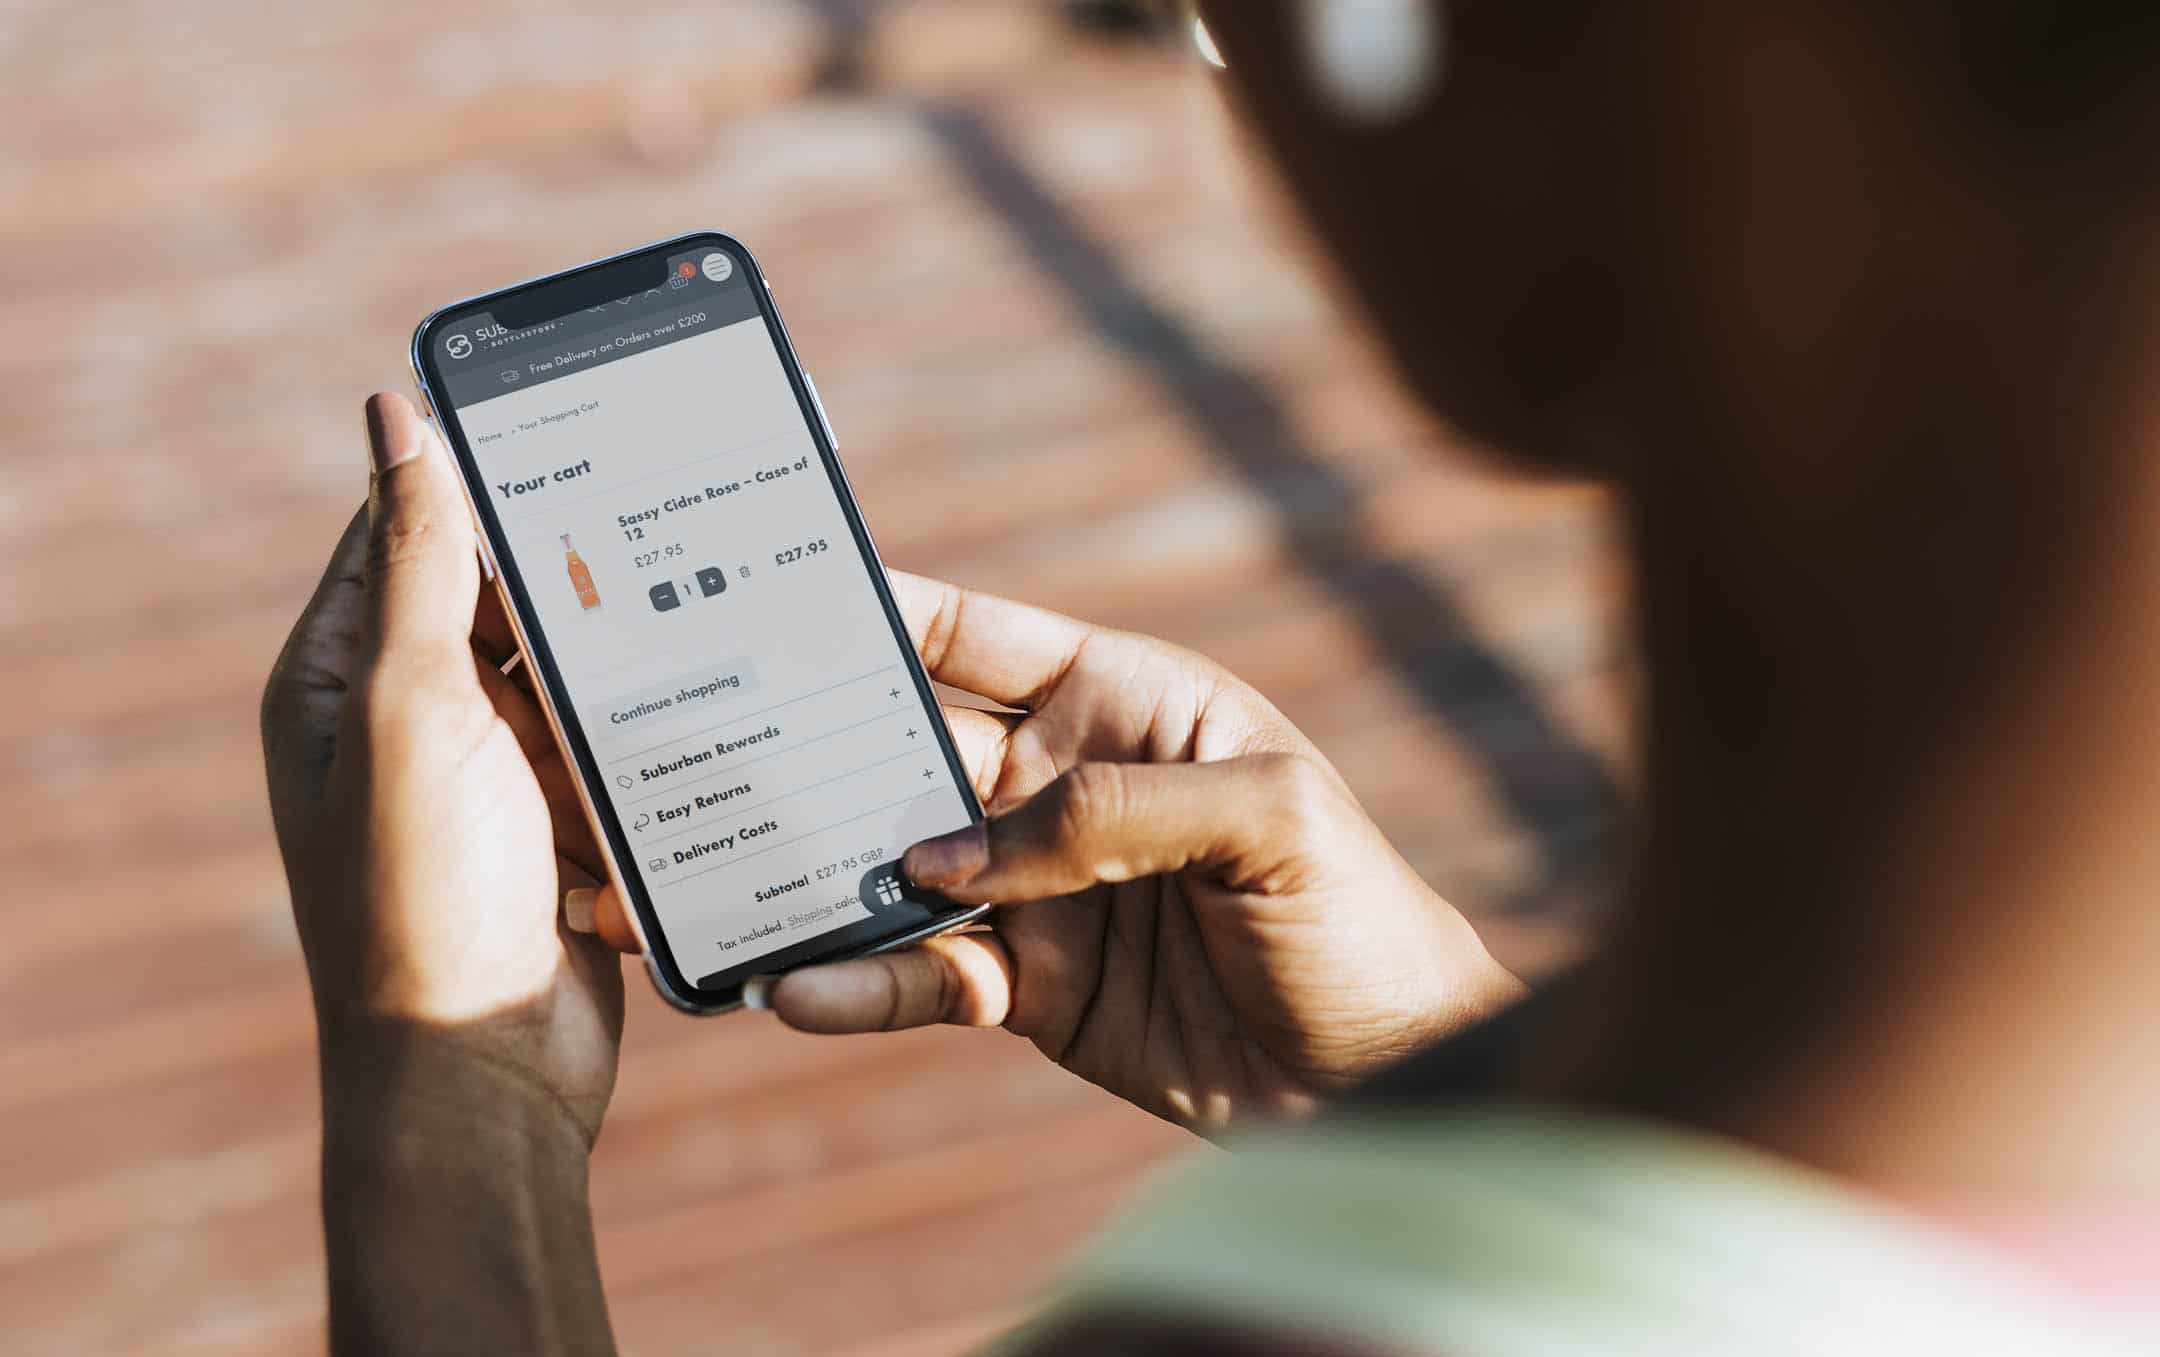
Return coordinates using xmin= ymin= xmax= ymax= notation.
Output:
xmin=740 ymin=573 xmax=1527 ymax=1135
xmin=264 ymin=396 xmax=627 ymax=1136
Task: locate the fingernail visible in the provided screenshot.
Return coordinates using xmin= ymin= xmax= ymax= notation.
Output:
xmin=741 ymin=975 xmax=777 ymax=1010
xmin=904 ymin=822 xmax=989 ymax=888
xmin=563 ymin=887 xmax=598 ymax=934
xmin=365 ymin=395 xmax=421 ymax=473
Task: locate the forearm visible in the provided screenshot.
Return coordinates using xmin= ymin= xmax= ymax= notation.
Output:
xmin=319 ymin=1024 xmax=615 ymax=1357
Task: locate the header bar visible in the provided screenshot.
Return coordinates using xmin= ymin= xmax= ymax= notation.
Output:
xmin=434 ymin=253 xmax=761 ymax=408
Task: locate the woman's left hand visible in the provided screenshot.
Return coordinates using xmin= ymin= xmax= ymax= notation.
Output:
xmin=262 ymin=392 xmax=630 ymax=1143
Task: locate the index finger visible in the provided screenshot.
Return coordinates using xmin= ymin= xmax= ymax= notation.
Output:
xmin=886 ymin=570 xmax=1096 ymax=711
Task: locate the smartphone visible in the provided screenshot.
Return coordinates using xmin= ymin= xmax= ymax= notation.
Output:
xmin=411 ymin=232 xmax=987 ymax=1013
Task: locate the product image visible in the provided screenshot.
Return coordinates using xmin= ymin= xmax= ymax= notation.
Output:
xmin=562 ymin=533 xmax=602 ymax=610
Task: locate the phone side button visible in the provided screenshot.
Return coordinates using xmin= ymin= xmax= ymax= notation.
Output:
xmin=474 ymin=530 xmax=497 ymax=582
xmin=805 ymin=372 xmax=839 ymax=451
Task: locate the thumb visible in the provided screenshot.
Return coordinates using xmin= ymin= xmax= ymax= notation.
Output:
xmin=363 ymin=392 xmax=478 ymax=668
xmin=563 ymin=881 xmax=644 ymax=956
xmin=902 ymin=753 xmax=1339 ymax=903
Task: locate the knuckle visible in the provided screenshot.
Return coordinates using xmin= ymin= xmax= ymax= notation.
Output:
xmin=1251 ymin=751 xmax=1338 ymax=827
xmin=363 ymin=502 xmax=447 ymax=584
xmin=262 ymin=633 xmax=353 ymax=766
xmin=926 ymin=950 xmax=961 ymax=1025
xmin=921 ymin=583 xmax=967 ymax=673
xmin=1218 ymin=753 xmax=1342 ymax=895
xmin=1049 ymin=762 xmax=1125 ymax=851
xmin=259 ymin=660 xmax=311 ymax=762
xmin=259 ymin=651 xmax=293 ymax=747
xmin=878 ymin=958 xmax=912 ymax=1031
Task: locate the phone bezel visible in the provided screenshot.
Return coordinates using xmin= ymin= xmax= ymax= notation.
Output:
xmin=411 ymin=230 xmax=988 ymax=1014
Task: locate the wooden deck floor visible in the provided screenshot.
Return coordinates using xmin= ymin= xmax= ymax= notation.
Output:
xmin=2 ymin=3 xmax=1629 ymax=1352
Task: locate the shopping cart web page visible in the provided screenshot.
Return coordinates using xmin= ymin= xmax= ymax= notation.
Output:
xmin=446 ymin=305 xmax=971 ymax=985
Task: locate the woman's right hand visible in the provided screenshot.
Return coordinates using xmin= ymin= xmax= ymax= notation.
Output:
xmin=750 ymin=575 xmax=1524 ymax=1133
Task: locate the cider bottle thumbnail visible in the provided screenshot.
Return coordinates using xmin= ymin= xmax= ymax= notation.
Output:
xmin=562 ymin=533 xmax=602 ymax=611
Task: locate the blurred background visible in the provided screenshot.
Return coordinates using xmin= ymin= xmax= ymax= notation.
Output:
xmin=2 ymin=2 xmax=1630 ymax=1352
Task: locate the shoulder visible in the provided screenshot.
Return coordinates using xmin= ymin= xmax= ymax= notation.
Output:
xmin=991 ymin=1105 xmax=2142 ymax=1357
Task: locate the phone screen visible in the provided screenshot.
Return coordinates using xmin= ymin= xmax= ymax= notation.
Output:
xmin=420 ymin=238 xmax=978 ymax=1001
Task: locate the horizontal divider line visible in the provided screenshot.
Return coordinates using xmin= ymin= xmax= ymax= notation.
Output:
xmin=621 ymin=708 xmax=908 ymax=806
xmin=604 ymin=663 xmax=898 ymax=768
xmin=655 ymin=787 xmax=946 ymax=888
xmin=639 ymin=745 xmax=922 ymax=848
